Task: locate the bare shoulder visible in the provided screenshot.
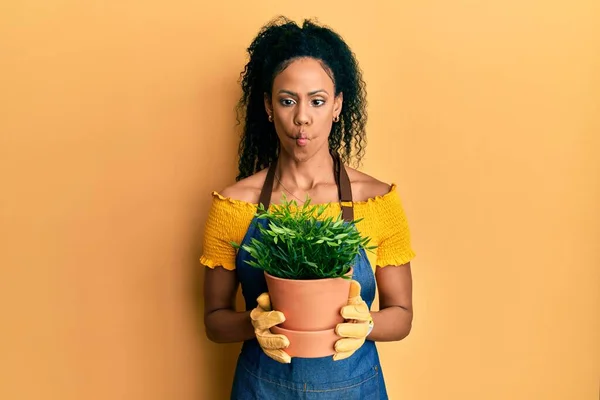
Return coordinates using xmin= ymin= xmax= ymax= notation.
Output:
xmin=218 ymin=169 xmax=267 ymax=204
xmin=345 ymin=167 xmax=392 ymax=202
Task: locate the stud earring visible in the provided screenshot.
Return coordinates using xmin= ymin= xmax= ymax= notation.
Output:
xmin=268 ymin=114 xmax=273 ymax=122
xmin=333 ymin=115 xmax=339 ymax=122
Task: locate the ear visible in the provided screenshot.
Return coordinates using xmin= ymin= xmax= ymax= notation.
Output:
xmin=333 ymin=92 xmax=343 ymax=118
xmin=264 ymin=93 xmax=273 ymax=118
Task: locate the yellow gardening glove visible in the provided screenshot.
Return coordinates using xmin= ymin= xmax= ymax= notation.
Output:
xmin=250 ymin=292 xmax=291 ymax=364
xmin=333 ymin=280 xmax=373 ymax=361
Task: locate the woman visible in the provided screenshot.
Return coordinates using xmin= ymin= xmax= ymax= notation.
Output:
xmin=202 ymin=17 xmax=415 ymax=399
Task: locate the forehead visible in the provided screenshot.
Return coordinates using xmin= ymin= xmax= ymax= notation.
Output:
xmin=272 ymin=57 xmax=335 ymax=92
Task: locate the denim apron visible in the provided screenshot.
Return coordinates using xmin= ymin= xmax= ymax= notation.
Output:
xmin=230 ymin=156 xmax=388 ymax=400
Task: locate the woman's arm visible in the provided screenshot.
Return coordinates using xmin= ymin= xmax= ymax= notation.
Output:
xmin=203 ymin=266 xmax=255 ymax=343
xmin=368 ymin=263 xmax=413 ymax=342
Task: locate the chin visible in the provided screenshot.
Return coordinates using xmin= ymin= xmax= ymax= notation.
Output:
xmin=289 ymin=151 xmax=313 ymax=164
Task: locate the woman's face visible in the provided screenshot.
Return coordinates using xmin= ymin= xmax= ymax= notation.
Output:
xmin=265 ymin=57 xmax=343 ymax=163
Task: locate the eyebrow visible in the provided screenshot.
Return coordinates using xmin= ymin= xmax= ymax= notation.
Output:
xmin=278 ymin=89 xmax=329 ymax=97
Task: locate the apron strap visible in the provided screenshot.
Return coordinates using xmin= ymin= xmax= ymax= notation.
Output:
xmin=335 ymin=154 xmax=355 ymax=222
xmin=258 ymin=160 xmax=277 ymax=211
xmin=257 ymin=154 xmax=354 ymax=222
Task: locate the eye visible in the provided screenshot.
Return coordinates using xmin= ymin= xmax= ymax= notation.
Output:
xmin=312 ymin=99 xmax=326 ymax=107
xmin=280 ymin=99 xmax=296 ymax=107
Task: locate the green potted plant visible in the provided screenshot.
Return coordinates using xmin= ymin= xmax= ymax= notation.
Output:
xmin=233 ymin=196 xmax=375 ymax=358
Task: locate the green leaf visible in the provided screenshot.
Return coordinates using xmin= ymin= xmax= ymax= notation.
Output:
xmin=237 ymin=193 xmax=377 ymax=279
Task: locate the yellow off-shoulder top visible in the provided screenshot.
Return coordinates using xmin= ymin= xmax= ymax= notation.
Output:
xmin=200 ymin=184 xmax=415 ymax=272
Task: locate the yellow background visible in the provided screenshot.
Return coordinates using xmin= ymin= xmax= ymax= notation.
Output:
xmin=1 ymin=1 xmax=599 ymax=399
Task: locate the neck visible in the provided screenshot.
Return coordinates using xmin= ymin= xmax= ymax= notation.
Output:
xmin=276 ymin=151 xmax=335 ymax=191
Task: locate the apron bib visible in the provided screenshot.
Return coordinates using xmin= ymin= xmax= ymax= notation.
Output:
xmin=230 ymin=155 xmax=388 ymax=400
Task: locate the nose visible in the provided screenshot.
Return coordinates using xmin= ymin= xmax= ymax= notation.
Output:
xmin=293 ymin=101 xmax=310 ymax=125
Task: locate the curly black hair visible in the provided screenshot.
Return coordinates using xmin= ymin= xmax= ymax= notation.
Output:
xmin=235 ymin=16 xmax=368 ymax=181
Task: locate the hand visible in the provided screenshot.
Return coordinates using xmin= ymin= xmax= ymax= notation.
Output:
xmin=333 ymin=280 xmax=373 ymax=361
xmin=250 ymin=292 xmax=291 ymax=364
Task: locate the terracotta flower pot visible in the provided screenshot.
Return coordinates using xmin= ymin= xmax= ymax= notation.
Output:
xmin=264 ymin=268 xmax=353 ymax=332
xmin=271 ymin=326 xmax=338 ymax=358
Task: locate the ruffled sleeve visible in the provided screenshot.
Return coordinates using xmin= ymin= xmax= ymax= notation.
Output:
xmin=373 ymin=186 xmax=416 ymax=267
xmin=199 ymin=192 xmax=256 ymax=270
